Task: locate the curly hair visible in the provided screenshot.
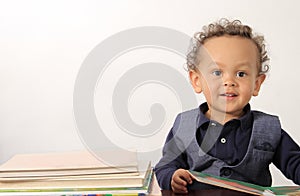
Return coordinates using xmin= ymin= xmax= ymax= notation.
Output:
xmin=186 ymin=18 xmax=269 ymax=74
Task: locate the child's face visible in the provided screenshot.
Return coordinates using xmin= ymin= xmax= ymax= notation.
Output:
xmin=189 ymin=35 xmax=266 ymax=121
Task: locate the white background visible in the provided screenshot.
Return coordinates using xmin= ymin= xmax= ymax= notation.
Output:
xmin=0 ymin=0 xmax=300 ymax=186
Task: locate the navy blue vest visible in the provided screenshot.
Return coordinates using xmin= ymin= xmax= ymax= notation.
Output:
xmin=169 ymin=108 xmax=281 ymax=186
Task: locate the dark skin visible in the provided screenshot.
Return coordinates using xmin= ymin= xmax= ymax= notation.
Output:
xmin=171 ymin=169 xmax=194 ymax=194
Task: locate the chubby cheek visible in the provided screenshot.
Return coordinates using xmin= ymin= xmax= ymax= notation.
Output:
xmin=203 ymin=81 xmax=220 ymax=99
xmin=240 ymin=82 xmax=255 ymax=98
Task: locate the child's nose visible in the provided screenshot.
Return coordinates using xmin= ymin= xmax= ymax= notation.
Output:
xmin=224 ymin=82 xmax=236 ymax=87
xmin=223 ymin=74 xmax=236 ymax=87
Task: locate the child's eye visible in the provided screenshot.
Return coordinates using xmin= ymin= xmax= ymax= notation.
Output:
xmin=212 ymin=70 xmax=222 ymax=76
xmin=236 ymin=71 xmax=247 ymax=77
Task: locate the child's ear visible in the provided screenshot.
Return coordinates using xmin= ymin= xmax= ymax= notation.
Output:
xmin=189 ymin=70 xmax=202 ymax=94
xmin=253 ymin=74 xmax=266 ymax=96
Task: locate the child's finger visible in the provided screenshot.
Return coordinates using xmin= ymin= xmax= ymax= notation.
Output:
xmin=173 ymin=174 xmax=188 ymax=186
xmin=171 ymin=180 xmax=188 ymax=193
xmin=180 ymin=170 xmax=194 ymax=184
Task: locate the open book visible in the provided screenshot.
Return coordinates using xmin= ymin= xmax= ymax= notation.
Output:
xmin=189 ymin=170 xmax=300 ymax=196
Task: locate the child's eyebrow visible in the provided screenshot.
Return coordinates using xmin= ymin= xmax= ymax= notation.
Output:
xmin=235 ymin=62 xmax=254 ymax=69
xmin=206 ymin=61 xmax=219 ymax=67
xmin=210 ymin=61 xmax=253 ymax=68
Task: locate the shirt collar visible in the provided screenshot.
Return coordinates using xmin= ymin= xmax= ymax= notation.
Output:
xmin=238 ymin=104 xmax=252 ymax=131
xmin=197 ymin=102 xmax=252 ymax=131
xmin=198 ymin=103 xmax=211 ymax=128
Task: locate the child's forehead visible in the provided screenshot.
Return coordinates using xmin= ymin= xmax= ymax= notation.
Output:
xmin=200 ymin=35 xmax=260 ymax=65
xmin=203 ymin=35 xmax=257 ymax=50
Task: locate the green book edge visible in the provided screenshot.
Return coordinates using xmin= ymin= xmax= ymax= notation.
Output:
xmin=189 ymin=170 xmax=300 ymax=196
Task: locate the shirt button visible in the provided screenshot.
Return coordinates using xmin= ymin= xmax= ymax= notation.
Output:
xmin=221 ymin=138 xmax=226 ymax=143
xmin=223 ymin=168 xmax=232 ymax=176
xmin=211 ymin=122 xmax=217 ymax=126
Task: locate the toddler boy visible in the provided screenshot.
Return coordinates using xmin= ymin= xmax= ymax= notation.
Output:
xmin=154 ymin=18 xmax=300 ymax=194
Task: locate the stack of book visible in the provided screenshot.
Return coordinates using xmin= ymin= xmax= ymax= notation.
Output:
xmin=0 ymin=150 xmax=153 ymax=195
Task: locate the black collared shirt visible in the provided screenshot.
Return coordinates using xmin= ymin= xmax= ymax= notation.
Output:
xmin=196 ymin=103 xmax=253 ymax=166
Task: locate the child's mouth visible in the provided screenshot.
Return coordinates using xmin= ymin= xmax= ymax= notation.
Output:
xmin=220 ymin=93 xmax=237 ymax=97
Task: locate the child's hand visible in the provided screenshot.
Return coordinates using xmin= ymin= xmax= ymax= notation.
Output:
xmin=171 ymin=169 xmax=194 ymax=194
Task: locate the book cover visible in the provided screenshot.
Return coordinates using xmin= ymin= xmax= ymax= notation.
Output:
xmin=0 ymin=150 xmax=139 ymax=179
xmin=0 ymin=150 xmax=138 ymax=172
xmin=189 ymin=170 xmax=300 ymax=196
